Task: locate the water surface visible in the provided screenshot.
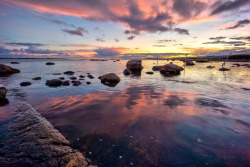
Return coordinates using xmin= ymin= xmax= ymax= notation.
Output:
xmin=0 ymin=59 xmax=250 ymax=166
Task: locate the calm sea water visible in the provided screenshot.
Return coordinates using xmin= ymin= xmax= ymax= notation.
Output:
xmin=1 ymin=59 xmax=250 ymax=167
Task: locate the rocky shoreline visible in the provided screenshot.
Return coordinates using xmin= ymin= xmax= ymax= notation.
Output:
xmin=0 ymin=102 xmax=95 ymax=167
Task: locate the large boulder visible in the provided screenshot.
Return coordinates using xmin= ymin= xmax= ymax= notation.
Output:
xmin=126 ymin=59 xmax=142 ymax=70
xmin=100 ymin=73 xmax=120 ymax=87
xmin=0 ymin=87 xmax=7 ymax=100
xmin=160 ymin=63 xmax=184 ymax=75
xmin=46 ymin=79 xmax=62 ymax=87
xmin=0 ymin=64 xmax=20 ymax=75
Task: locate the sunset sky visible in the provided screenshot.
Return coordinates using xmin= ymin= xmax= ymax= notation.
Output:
xmin=0 ymin=0 xmax=250 ymax=59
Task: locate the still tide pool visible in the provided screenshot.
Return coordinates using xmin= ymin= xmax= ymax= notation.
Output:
xmin=0 ymin=59 xmax=250 ymax=166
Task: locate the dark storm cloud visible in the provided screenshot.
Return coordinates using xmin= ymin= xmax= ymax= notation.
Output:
xmin=61 ymin=27 xmax=88 ymax=37
xmin=4 ymin=42 xmax=45 ymax=47
xmin=211 ymin=0 xmax=250 ymax=15
xmin=226 ymin=19 xmax=250 ymax=29
xmin=128 ymin=35 xmax=135 ymax=40
xmin=174 ymin=28 xmax=190 ymax=35
xmin=173 ymin=0 xmax=206 ymax=19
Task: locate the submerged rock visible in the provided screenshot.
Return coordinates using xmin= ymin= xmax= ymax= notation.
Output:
xmin=79 ymin=75 xmax=85 ymax=78
xmin=160 ymin=63 xmax=184 ymax=75
xmin=32 ymin=77 xmax=41 ymax=80
xmin=53 ymin=73 xmax=61 ymax=75
xmin=70 ymin=76 xmax=77 ymax=80
xmin=11 ymin=62 xmax=19 ymax=64
xmin=88 ymin=74 xmax=94 ymax=79
xmin=0 ymin=64 xmax=20 ymax=76
xmin=206 ymin=66 xmax=215 ymax=69
xmin=46 ymin=79 xmax=62 ymax=87
xmin=0 ymin=87 xmax=7 ymax=100
xmin=73 ymin=81 xmax=82 ymax=86
xmin=46 ymin=62 xmax=55 ymax=65
xmin=20 ymin=82 xmax=32 ymax=86
xmin=146 ymin=71 xmax=154 ymax=75
xmin=100 ymin=73 xmax=120 ymax=87
xmin=63 ymin=71 xmax=75 ymax=75
xmin=196 ymin=59 xmax=209 ymax=63
xmin=126 ymin=59 xmax=142 ymax=70
xmin=152 ymin=66 xmax=162 ymax=71
xmin=219 ymin=67 xmax=230 ymax=71
xmin=123 ymin=69 xmax=131 ymax=75
xmin=62 ymin=80 xmax=70 ymax=86
xmin=185 ymin=60 xmax=195 ymax=66
xmin=58 ymin=77 xmax=65 ymax=80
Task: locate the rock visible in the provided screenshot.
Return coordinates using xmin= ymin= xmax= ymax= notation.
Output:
xmin=73 ymin=81 xmax=82 ymax=86
xmin=206 ymin=66 xmax=215 ymax=69
xmin=185 ymin=60 xmax=195 ymax=65
xmin=100 ymin=73 xmax=120 ymax=87
xmin=71 ymin=81 xmax=76 ymax=83
xmin=126 ymin=59 xmax=142 ymax=70
xmin=70 ymin=76 xmax=77 ymax=80
xmin=62 ymin=80 xmax=70 ymax=86
xmin=219 ymin=67 xmax=230 ymax=71
xmin=20 ymin=82 xmax=32 ymax=86
xmin=233 ymin=63 xmax=240 ymax=67
xmin=152 ymin=66 xmax=163 ymax=71
xmin=11 ymin=62 xmax=19 ymax=64
xmin=0 ymin=64 xmax=20 ymax=75
xmin=98 ymin=76 xmax=102 ymax=79
xmin=123 ymin=69 xmax=131 ymax=75
xmin=79 ymin=79 xmax=85 ymax=80
xmin=53 ymin=73 xmax=61 ymax=75
xmin=58 ymin=77 xmax=65 ymax=80
xmin=32 ymin=77 xmax=41 ymax=80
xmin=63 ymin=71 xmax=75 ymax=75
xmin=88 ymin=74 xmax=94 ymax=79
xmin=146 ymin=71 xmax=154 ymax=74
xmin=0 ymin=103 xmax=91 ymax=166
xmin=0 ymin=87 xmax=7 ymax=100
xmin=160 ymin=63 xmax=184 ymax=75
xmin=79 ymin=75 xmax=85 ymax=78
xmin=46 ymin=62 xmax=55 ymax=65
xmin=45 ymin=79 xmax=62 ymax=87
xmin=196 ymin=59 xmax=209 ymax=62
xmin=86 ymin=82 xmax=91 ymax=85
